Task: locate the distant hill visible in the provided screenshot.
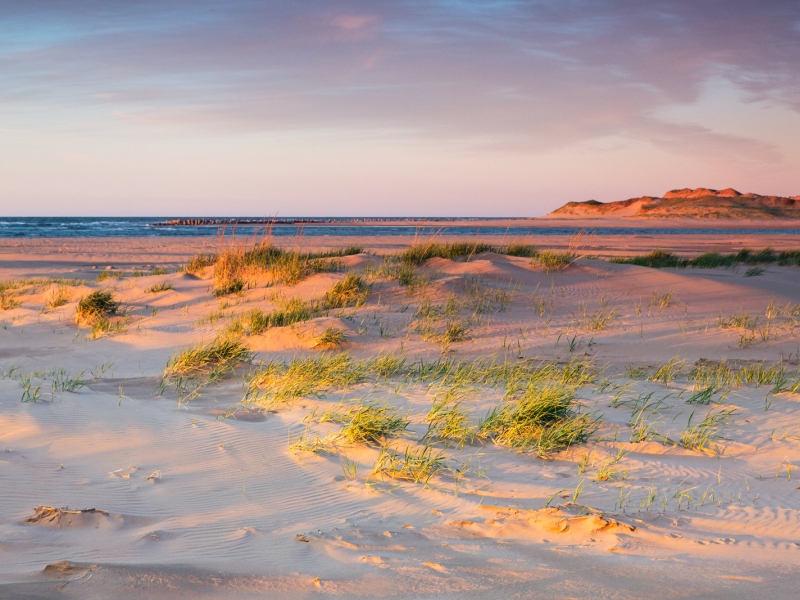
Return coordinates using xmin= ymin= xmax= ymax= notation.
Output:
xmin=546 ymin=188 xmax=800 ymax=219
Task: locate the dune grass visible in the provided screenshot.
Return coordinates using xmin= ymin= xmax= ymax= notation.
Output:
xmin=688 ymin=360 xmax=796 ymax=390
xmin=75 ymin=290 xmax=119 ymax=326
xmin=244 ymin=353 xmax=599 ymax=419
xmin=401 ymin=241 xmax=496 ymax=265
xmin=145 ymin=281 xmax=174 ymax=293
xmin=212 ymin=242 xmax=363 ymax=296
xmin=423 ymin=397 xmax=477 ymax=448
xmin=164 ymin=336 xmax=252 ymax=379
xmin=313 ymin=326 xmax=347 ymax=348
xmin=534 ymin=250 xmax=576 ymax=272
xmin=504 ymin=243 xmax=539 ymax=258
xmin=0 ymin=277 xmax=86 ymax=310
xmin=479 ymin=383 xmax=598 ymax=456
xmin=680 ymin=408 xmax=736 ymax=454
xmin=611 ymin=248 xmax=800 ymax=269
xmin=225 ymin=275 xmax=368 ymax=338
xmin=0 ymin=290 xmax=20 ymax=310
xmin=45 ymin=285 xmax=71 ymax=310
xmin=184 ymin=253 xmax=218 ymax=274
xmin=320 ymin=273 xmax=369 ymax=309
xmin=228 ymin=297 xmax=312 ymax=336
xmin=245 ymin=353 xmax=366 ymax=405
xmin=371 ymin=444 xmax=448 ymax=484
xmin=319 ymin=401 xmax=410 ymax=445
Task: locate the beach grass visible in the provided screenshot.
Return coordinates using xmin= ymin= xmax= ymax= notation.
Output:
xmin=611 ymin=248 xmax=800 ymax=269
xmin=164 ymin=336 xmax=252 ymax=378
xmin=145 ymin=281 xmax=174 ymax=293
xmin=75 ymin=290 xmax=119 ymax=326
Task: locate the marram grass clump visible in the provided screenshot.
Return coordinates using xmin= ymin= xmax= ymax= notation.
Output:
xmin=320 ymin=273 xmax=369 ymax=310
xmin=75 ymin=290 xmax=119 ymax=326
xmin=479 ymin=383 xmax=597 ymax=456
xmin=227 ymin=297 xmax=311 ymax=336
xmin=164 ymin=336 xmax=252 ymax=379
xmin=212 ymin=242 xmax=362 ymax=296
xmin=320 ymin=401 xmax=410 ymax=445
xmin=244 ymin=353 xmax=365 ymax=406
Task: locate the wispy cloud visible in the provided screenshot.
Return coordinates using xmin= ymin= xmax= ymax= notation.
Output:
xmin=0 ymin=1 xmax=798 ymax=213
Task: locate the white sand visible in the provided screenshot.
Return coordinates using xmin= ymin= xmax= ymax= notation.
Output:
xmin=1 ymin=238 xmax=799 ymax=598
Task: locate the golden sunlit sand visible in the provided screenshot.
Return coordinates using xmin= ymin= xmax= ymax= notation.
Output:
xmin=1 ymin=235 xmax=799 ymax=598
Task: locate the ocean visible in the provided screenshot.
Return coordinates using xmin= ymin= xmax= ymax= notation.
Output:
xmin=0 ymin=217 xmax=798 ymax=238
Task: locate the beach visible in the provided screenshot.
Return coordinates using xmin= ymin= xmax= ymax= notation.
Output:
xmin=1 ymin=233 xmax=799 ymax=598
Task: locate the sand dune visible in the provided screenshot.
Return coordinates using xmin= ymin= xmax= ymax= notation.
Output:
xmin=547 ymin=187 xmax=800 ymax=220
xmin=1 ymin=240 xmax=799 ymax=598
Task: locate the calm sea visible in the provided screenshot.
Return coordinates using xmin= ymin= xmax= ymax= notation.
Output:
xmin=0 ymin=217 xmax=798 ymax=238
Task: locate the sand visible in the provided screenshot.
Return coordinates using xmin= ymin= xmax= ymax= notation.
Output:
xmin=1 ymin=235 xmax=799 ymax=598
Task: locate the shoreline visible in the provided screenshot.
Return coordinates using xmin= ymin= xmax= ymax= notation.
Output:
xmin=2 ymin=233 xmax=800 ymax=278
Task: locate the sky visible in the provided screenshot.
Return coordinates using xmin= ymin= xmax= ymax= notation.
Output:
xmin=1 ymin=1 xmax=799 ymax=217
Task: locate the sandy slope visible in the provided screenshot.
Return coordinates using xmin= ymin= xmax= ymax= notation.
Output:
xmin=1 ymin=240 xmax=800 ymax=598
xmin=545 ymin=187 xmax=800 ymax=220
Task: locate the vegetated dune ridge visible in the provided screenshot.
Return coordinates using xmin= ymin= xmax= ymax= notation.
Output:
xmin=547 ymin=187 xmax=800 ymax=219
xmin=0 ymin=238 xmax=799 ymax=598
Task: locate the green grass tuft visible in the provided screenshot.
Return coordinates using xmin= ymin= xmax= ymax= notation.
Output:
xmin=75 ymin=290 xmax=119 ymax=326
xmin=313 ymin=326 xmax=347 ymax=348
xmin=534 ymin=250 xmax=576 ymax=272
xmin=164 ymin=336 xmax=252 ymax=378
xmin=401 ymin=241 xmax=495 ymax=265
xmin=479 ymin=383 xmax=597 ymax=456
xmin=320 ymin=273 xmax=369 ymax=309
xmin=145 ymin=281 xmax=174 ymax=293
xmin=371 ymin=444 xmax=447 ymax=484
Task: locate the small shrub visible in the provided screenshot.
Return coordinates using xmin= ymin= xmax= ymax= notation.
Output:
xmin=76 ymin=290 xmax=119 ymax=325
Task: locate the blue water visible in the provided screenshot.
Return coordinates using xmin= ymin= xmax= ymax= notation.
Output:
xmin=0 ymin=217 xmax=798 ymax=238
